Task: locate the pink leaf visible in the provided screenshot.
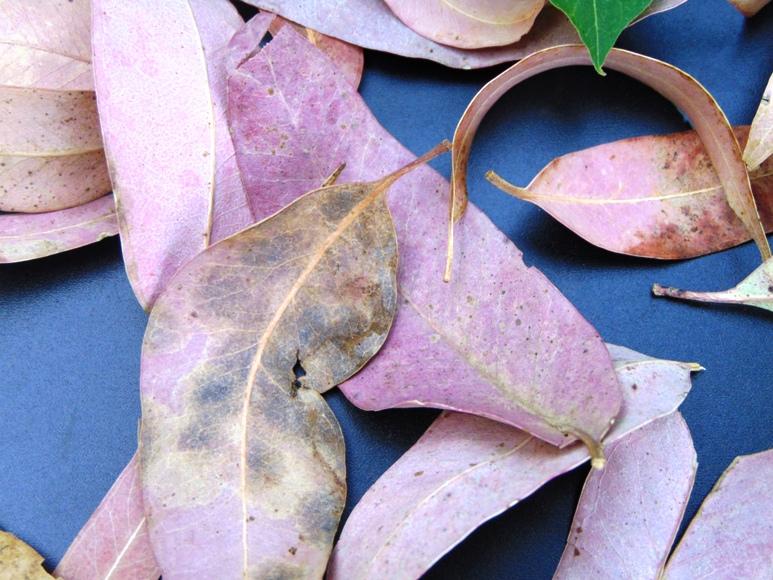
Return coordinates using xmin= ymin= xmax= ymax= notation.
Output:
xmin=664 ymin=448 xmax=773 ymax=579
xmin=229 ymin=25 xmax=622 ymax=452
xmin=91 ymin=0 xmax=218 ymax=309
xmin=55 ymin=454 xmax=160 ymax=580
xmin=0 ymin=0 xmax=92 ymax=90
xmin=0 ymin=195 xmax=117 ymax=263
xmin=553 ymin=413 xmax=697 ymax=579
xmin=243 ymin=1 xmax=684 ymax=69
xmin=451 ymin=45 xmax=771 ymax=281
xmin=0 ymin=87 xmax=109 ymax=213
xmin=487 ymin=126 xmax=773 ymax=260
xmin=744 ymin=72 xmax=773 ymax=171
xmin=382 ymin=0 xmax=546 ymax=49
xmin=328 ymin=345 xmax=700 ymax=579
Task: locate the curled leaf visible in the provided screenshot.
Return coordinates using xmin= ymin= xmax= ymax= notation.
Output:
xmin=55 ymin=454 xmax=160 ymax=580
xmin=0 ymin=87 xmax=109 ymax=213
xmin=268 ymin=18 xmax=364 ymax=89
xmin=0 ymin=195 xmax=117 ymax=263
xmin=664 ymin=449 xmax=773 ymax=579
xmin=451 ymin=45 xmax=771 ymax=280
xmin=91 ymin=0 xmax=218 ymax=309
xmin=653 ymin=257 xmax=773 ymax=312
xmin=553 ymin=413 xmax=697 ymax=579
xmin=0 ymin=531 xmax=52 ymax=579
xmin=328 ymin=345 xmax=699 ymax=580
xmin=744 ymin=72 xmax=773 ymax=171
xmin=0 ymin=0 xmax=92 ymax=90
xmin=229 ymin=26 xmax=622 ymax=452
xmin=139 ymin=142 xmax=448 ymax=577
xmin=487 ymin=126 xmax=773 ymax=259
xmin=727 ymin=0 xmax=772 ymax=16
xmin=382 ymin=0 xmax=546 ymax=49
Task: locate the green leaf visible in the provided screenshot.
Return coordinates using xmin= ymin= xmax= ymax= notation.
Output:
xmin=550 ymin=0 xmax=653 ymax=74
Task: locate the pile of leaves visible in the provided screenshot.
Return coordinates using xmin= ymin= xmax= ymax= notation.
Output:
xmin=1 ymin=0 xmax=771 ymax=578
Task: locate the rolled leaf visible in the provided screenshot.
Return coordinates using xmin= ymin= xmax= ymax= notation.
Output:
xmin=0 ymin=195 xmax=117 ymax=263
xmin=0 ymin=0 xmax=92 ymax=89
xmin=268 ymin=18 xmax=364 ymax=89
xmin=328 ymin=345 xmax=700 ymax=580
xmin=139 ymin=143 xmax=449 ymax=577
xmin=553 ymin=413 xmax=697 ymax=579
xmin=91 ymin=0 xmax=217 ymax=309
xmin=229 ymin=26 xmax=622 ymax=452
xmin=744 ymin=72 xmax=773 ymax=171
xmin=664 ymin=448 xmax=773 ymax=579
xmin=451 ymin=45 xmax=771 ymax=282
xmin=727 ymin=0 xmax=772 ymax=16
xmin=55 ymin=454 xmax=160 ymax=580
xmin=382 ymin=0 xmax=546 ymax=49
xmin=487 ymin=126 xmax=773 ymax=259
xmin=653 ymin=257 xmax=773 ymax=312
xmin=0 ymin=87 xmax=109 ymax=213
xmin=0 ymin=531 xmax=52 ymax=579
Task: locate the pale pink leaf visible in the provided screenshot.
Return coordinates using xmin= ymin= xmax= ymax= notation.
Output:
xmin=0 ymin=87 xmax=109 ymax=213
xmin=727 ymin=0 xmax=772 ymax=16
xmin=0 ymin=0 xmax=92 ymax=90
xmin=188 ymin=0 xmax=253 ymax=243
xmin=229 ymin=26 xmax=622 ymax=451
xmin=382 ymin=0 xmax=546 ymax=49
xmin=91 ymin=0 xmax=217 ymax=309
xmin=243 ymin=1 xmax=684 ymax=69
xmin=0 ymin=195 xmax=117 ymax=263
xmin=328 ymin=345 xmax=699 ymax=580
xmin=653 ymin=257 xmax=773 ymax=312
xmin=664 ymin=449 xmax=773 ymax=579
xmin=268 ymin=17 xmax=364 ymax=89
xmin=488 ymin=126 xmax=773 ymax=259
xmin=55 ymin=454 xmax=160 ymax=580
xmin=553 ymin=413 xmax=696 ymax=580
xmin=452 ymin=45 xmax=771 ymax=277
xmin=744 ymin=72 xmax=773 ymax=171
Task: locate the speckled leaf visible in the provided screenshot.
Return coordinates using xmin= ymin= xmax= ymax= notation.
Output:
xmin=654 ymin=257 xmax=773 ymax=312
xmin=0 ymin=531 xmax=52 ymax=579
xmin=138 ymin=144 xmax=449 ymax=578
xmin=744 ymin=72 xmax=773 ymax=171
xmin=0 ymin=87 xmax=109 ymax=213
xmin=229 ymin=26 xmax=622 ymax=454
xmin=487 ymin=126 xmax=773 ymax=259
xmin=55 ymin=454 xmax=160 ymax=580
xmin=664 ymin=449 xmax=773 ymax=579
xmin=91 ymin=0 xmax=217 ymax=309
xmin=382 ymin=0 xmax=546 ymax=49
xmin=268 ymin=18 xmax=364 ymax=89
xmin=244 ymin=1 xmax=682 ymax=69
xmin=0 ymin=0 xmax=92 ymax=90
xmin=728 ymin=0 xmax=772 ymax=16
xmin=549 ymin=0 xmax=652 ymax=74
xmin=553 ymin=413 xmax=696 ymax=579
xmin=328 ymin=345 xmax=699 ymax=580
xmin=451 ymin=45 xmax=770 ymax=280
xmin=0 ymin=195 xmax=116 ymax=263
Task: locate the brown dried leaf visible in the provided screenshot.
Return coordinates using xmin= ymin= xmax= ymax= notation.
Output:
xmin=0 ymin=531 xmax=52 ymax=580
xmin=139 ymin=143 xmax=449 ymax=577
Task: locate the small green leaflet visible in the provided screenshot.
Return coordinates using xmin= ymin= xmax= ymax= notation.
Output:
xmin=550 ymin=0 xmax=653 ymax=74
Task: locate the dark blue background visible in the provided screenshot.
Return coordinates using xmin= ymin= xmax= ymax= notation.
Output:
xmin=1 ymin=1 xmax=771 ymax=577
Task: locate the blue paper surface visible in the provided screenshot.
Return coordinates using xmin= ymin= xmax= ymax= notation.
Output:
xmin=0 ymin=0 xmax=771 ymax=577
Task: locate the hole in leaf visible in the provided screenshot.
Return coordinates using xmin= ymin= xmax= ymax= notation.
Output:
xmin=291 ymin=353 xmax=306 ymax=397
